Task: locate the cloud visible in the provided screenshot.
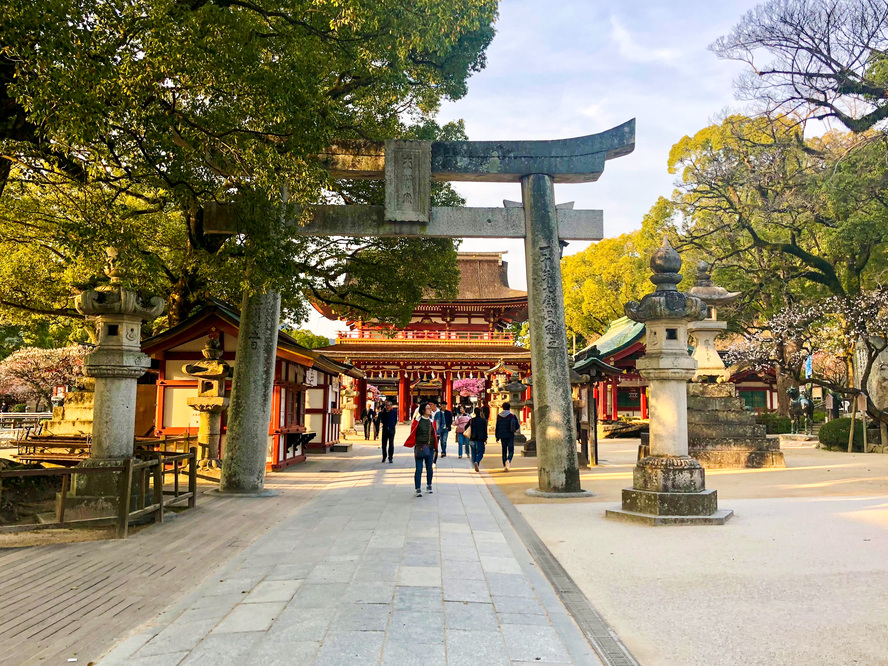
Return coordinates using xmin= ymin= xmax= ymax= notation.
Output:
xmin=610 ymin=16 xmax=682 ymax=64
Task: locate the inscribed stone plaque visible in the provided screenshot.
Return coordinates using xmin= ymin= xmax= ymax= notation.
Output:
xmin=385 ymin=140 xmax=431 ymax=223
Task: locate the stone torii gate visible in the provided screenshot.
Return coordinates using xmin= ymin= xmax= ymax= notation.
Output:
xmin=208 ymin=120 xmax=635 ymax=496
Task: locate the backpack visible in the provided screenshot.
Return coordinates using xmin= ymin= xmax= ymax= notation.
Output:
xmin=510 ymin=414 xmax=519 ymax=433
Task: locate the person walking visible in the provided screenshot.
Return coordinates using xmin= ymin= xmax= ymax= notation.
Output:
xmin=454 ymin=405 xmax=471 ymax=459
xmin=432 ymin=400 xmax=450 ymax=457
xmin=404 ymin=401 xmax=437 ymax=497
xmin=372 ymin=405 xmax=381 ymax=440
xmin=495 ymin=402 xmax=520 ymax=471
xmin=468 ymin=407 xmax=488 ymax=473
xmin=379 ymin=400 xmax=398 ymax=463
xmin=360 ymin=405 xmax=374 ymax=441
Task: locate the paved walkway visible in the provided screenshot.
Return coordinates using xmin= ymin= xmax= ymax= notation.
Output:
xmin=99 ymin=441 xmax=602 ymax=665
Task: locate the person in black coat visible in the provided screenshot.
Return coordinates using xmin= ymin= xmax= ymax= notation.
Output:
xmin=361 ymin=406 xmax=376 ymax=440
xmin=468 ymin=407 xmax=488 ymax=473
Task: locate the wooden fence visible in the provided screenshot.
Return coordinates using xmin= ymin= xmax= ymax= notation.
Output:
xmin=0 ymin=448 xmax=197 ymax=539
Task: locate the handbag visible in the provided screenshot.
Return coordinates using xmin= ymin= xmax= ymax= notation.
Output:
xmin=464 ymin=424 xmax=473 ymax=441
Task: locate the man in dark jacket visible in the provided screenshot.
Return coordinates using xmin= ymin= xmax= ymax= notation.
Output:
xmin=361 ymin=406 xmax=375 ymax=440
xmin=379 ymin=401 xmax=398 ymax=463
xmin=495 ymin=402 xmax=520 ymax=472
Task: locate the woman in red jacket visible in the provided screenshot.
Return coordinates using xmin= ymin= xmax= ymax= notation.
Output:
xmin=404 ymin=402 xmax=437 ymax=497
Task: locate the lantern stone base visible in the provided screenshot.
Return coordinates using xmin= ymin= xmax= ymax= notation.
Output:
xmin=331 ymin=442 xmax=353 ymax=452
xmin=64 ymin=458 xmax=149 ymax=521
xmin=606 ymin=455 xmax=733 ymax=525
xmin=521 ymin=440 xmax=537 ymax=457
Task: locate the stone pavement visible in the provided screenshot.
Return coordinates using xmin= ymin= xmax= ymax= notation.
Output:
xmin=98 ymin=441 xmax=604 ymax=665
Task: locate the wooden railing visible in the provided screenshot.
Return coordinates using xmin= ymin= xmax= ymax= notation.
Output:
xmin=0 ymin=448 xmax=197 ymax=539
xmin=337 ymin=330 xmax=515 ymax=345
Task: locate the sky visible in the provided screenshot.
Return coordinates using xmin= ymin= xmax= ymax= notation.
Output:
xmin=307 ymin=0 xmax=763 ymax=337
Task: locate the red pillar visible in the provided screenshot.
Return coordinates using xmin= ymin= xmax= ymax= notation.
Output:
xmin=610 ymin=378 xmax=619 ymax=421
xmin=599 ymin=382 xmax=607 ymax=421
xmin=444 ymin=370 xmax=453 ymax=409
xmin=398 ymin=371 xmax=409 ymax=421
xmin=357 ymin=378 xmax=367 ymax=418
xmin=640 ymin=386 xmax=648 ymax=420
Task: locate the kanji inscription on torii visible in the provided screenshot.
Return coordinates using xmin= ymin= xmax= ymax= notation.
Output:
xmin=206 ymin=119 xmax=635 ymax=496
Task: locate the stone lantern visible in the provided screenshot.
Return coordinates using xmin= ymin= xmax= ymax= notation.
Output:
xmin=606 ymin=239 xmax=732 ymax=525
xmin=72 ymin=248 xmax=164 ymax=500
xmin=340 ymin=381 xmax=358 ymax=436
xmin=687 ymin=261 xmax=740 ymax=381
xmin=185 ymin=336 xmax=232 ymax=468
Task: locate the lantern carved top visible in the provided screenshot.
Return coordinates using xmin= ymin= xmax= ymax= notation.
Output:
xmin=74 ymin=248 xmax=165 ymax=321
xmin=687 ymin=261 xmax=741 ymax=307
xmin=625 ymin=238 xmax=706 ymax=323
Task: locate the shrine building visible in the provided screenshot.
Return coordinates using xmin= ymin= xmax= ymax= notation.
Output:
xmin=141 ymin=299 xmax=364 ymax=470
xmin=575 ymin=316 xmax=778 ymax=422
xmin=315 ymin=252 xmax=531 ymax=420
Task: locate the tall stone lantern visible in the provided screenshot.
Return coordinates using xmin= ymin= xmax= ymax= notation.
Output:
xmin=606 ymin=239 xmax=732 ymax=525
xmin=75 ymin=248 xmax=165 ymax=460
xmin=70 ymin=248 xmax=164 ymax=504
xmin=687 ymin=261 xmax=740 ymax=381
xmin=185 ymin=337 xmax=232 ymax=469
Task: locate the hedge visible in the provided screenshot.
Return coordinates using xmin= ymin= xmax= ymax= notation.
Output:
xmin=818 ymin=417 xmax=864 ymax=452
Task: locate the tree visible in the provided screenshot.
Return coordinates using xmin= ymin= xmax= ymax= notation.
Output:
xmin=0 ymin=0 xmax=496 ymax=326
xmin=711 ymin=0 xmax=888 ymax=132
xmin=561 ymin=198 xmax=669 ymax=344
xmin=725 ymin=291 xmax=888 ymax=425
xmin=282 ymin=328 xmax=330 ymax=350
xmin=0 ymin=345 xmax=89 ymax=408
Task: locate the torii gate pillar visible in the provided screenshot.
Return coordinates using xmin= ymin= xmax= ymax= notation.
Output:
xmin=522 ymin=174 xmax=584 ymax=494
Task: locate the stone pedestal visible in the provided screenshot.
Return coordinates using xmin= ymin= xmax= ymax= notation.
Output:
xmin=43 ymin=390 xmax=94 ymax=437
xmin=606 ymin=239 xmax=732 ymax=525
xmin=687 ymin=383 xmax=785 ymax=468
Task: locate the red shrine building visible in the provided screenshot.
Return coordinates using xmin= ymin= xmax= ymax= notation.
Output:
xmin=576 ymin=316 xmax=778 ymax=422
xmin=315 ymin=252 xmax=531 ymax=420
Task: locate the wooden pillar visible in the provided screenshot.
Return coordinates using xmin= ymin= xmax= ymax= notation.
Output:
xmin=610 ymin=378 xmax=618 ymax=421
xmin=640 ymin=386 xmax=648 ymax=420
xmin=444 ymin=370 xmax=453 ymax=409
xmin=398 ymin=371 xmax=408 ymax=421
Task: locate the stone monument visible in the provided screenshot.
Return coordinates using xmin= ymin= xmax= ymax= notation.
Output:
xmin=606 ymin=239 xmax=732 ymax=525
xmin=686 ymin=262 xmax=785 ymax=468
xmin=184 ymin=336 xmax=232 ymax=469
xmin=71 ymin=248 xmax=165 ymax=503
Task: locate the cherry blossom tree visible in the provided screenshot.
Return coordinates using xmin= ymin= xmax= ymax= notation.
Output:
xmin=0 ymin=345 xmax=89 ymax=409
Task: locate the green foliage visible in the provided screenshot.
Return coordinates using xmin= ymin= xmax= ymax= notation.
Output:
xmin=561 ymin=198 xmax=669 ymax=341
xmin=755 ymin=412 xmax=792 ymax=434
xmin=813 ymin=410 xmax=826 ymax=424
xmin=282 ymin=328 xmax=331 ymax=350
xmin=0 ymin=1 xmax=497 ymax=333
xmin=818 ymin=417 xmax=864 ymax=452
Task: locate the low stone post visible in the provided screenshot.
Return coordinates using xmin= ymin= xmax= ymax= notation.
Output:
xmin=606 ymin=239 xmax=732 ymax=525
xmin=184 ymin=337 xmax=232 ymax=469
xmin=72 ymin=248 xmax=164 ymax=501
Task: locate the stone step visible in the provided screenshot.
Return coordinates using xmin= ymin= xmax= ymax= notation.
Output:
xmin=687 ymin=410 xmax=756 ymax=426
xmin=687 ymin=423 xmax=767 ymax=439
xmin=687 ymin=383 xmax=737 ymax=398
xmin=689 ymin=436 xmax=779 ymax=451
xmin=692 ymin=449 xmax=786 ymax=469
xmin=687 ymin=397 xmax=747 ymax=412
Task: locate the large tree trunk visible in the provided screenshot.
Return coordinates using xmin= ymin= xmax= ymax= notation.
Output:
xmin=775 ymin=368 xmax=795 ymax=417
xmin=219 ymin=288 xmax=280 ymax=494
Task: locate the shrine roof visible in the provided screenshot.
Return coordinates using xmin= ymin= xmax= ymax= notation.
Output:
xmin=574 ymin=316 xmax=645 ymax=362
xmin=448 ymin=253 xmax=527 ymax=302
xmin=142 ymin=298 xmax=364 ymax=377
